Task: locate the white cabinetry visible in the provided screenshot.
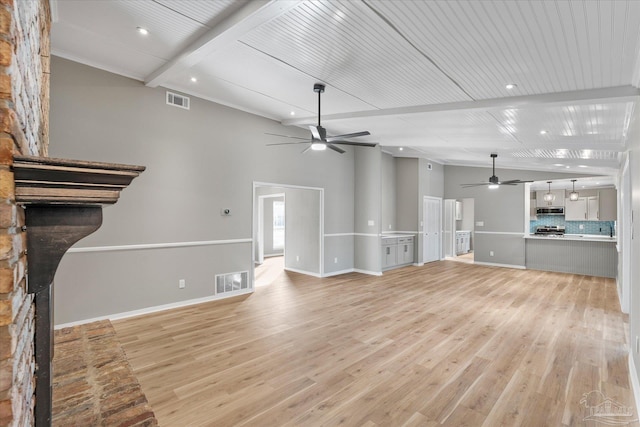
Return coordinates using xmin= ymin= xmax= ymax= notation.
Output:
xmin=536 ymin=190 xmax=566 ymax=207
xmin=565 ymin=196 xmax=600 ymax=221
xmin=598 ymin=188 xmax=617 ymax=221
xmin=564 ymin=197 xmax=587 ymax=221
xmin=381 ymin=235 xmax=414 ymax=270
xmin=455 ymin=231 xmax=471 ymax=255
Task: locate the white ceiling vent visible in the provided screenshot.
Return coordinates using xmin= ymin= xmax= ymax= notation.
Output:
xmin=166 ymin=91 xmax=190 ymax=110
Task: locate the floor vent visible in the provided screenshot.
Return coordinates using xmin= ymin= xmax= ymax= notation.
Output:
xmin=166 ymin=91 xmax=190 ymax=110
xmin=215 ymin=271 xmax=249 ymax=294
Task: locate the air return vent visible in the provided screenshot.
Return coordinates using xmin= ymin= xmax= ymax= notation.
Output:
xmin=215 ymin=271 xmax=249 ymax=295
xmin=166 ymin=91 xmax=190 ymax=110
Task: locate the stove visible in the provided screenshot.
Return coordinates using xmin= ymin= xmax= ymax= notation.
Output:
xmin=534 ymin=225 xmax=565 ymax=236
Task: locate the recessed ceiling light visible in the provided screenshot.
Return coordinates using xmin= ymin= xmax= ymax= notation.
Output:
xmin=553 ymin=163 xmax=564 ymax=167
xmin=565 ymin=166 xmax=570 ymax=169
xmin=578 ymin=165 xmax=587 ymax=168
xmin=190 ymin=77 xmax=197 ymax=83
xmin=137 ymin=27 xmax=149 ymax=35
xmin=505 ymin=83 xmax=517 ymax=90
xmin=399 ymin=147 xmax=404 ymax=151
xmin=539 ymin=130 xmax=548 ymax=135
xmin=290 ymin=111 xmax=295 ymax=116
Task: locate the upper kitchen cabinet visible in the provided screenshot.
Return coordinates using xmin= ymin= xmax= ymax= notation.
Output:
xmin=598 ymin=188 xmax=617 ymax=221
xmin=536 ymin=190 xmax=565 ymax=207
xmin=564 ymin=188 xmax=616 ymax=221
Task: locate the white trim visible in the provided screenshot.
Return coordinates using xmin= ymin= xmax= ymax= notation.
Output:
xmin=323 ymin=268 xmax=355 ymax=277
xmin=51 ymin=49 xmax=145 ymax=82
xmin=353 ymin=233 xmax=380 ymax=237
xmin=67 ymin=238 xmax=252 ymax=253
xmin=474 ymin=231 xmax=525 ymax=236
xmin=413 ymin=263 xmax=424 ymax=267
xmin=629 ymin=355 xmax=640 ymax=416
xmin=383 ymin=231 xmax=419 ymax=234
xmin=54 ymin=289 xmax=253 ymax=329
xmin=284 ymin=267 xmax=322 ymax=278
xmin=474 ymin=261 xmax=526 ymax=269
xmin=324 ymin=233 xmax=354 ymax=237
xmin=353 ymin=269 xmax=383 ymax=276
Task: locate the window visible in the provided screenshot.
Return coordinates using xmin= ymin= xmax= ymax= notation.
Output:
xmin=273 ymin=201 xmax=285 ymax=250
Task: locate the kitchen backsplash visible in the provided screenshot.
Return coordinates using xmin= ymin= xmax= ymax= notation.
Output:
xmin=530 ymin=215 xmax=616 ymax=236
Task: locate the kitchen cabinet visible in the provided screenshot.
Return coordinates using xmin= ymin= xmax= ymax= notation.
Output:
xmin=598 ymin=188 xmax=617 ymax=221
xmin=455 ymin=231 xmax=471 ymax=255
xmin=381 ymin=235 xmax=414 ymax=270
xmin=536 ymin=190 xmax=565 ymax=207
xmin=565 ymin=196 xmax=600 ymax=221
xmin=455 ymin=201 xmax=462 ymax=220
xmin=565 ymin=197 xmax=587 ymax=221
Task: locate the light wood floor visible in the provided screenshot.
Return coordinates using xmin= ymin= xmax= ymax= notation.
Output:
xmin=113 ymin=261 xmax=638 ymax=426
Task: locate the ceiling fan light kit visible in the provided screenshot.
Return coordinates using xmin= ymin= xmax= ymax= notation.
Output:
xmin=461 ymin=153 xmax=532 ymax=188
xmin=266 ymin=84 xmax=376 ymax=154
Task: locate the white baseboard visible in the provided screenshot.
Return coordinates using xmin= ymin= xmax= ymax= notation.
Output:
xmin=284 ymin=267 xmax=322 ymax=278
xmin=323 ymin=268 xmax=355 ymax=277
xmin=353 ymin=269 xmax=383 ymax=276
xmin=474 ymin=261 xmax=526 ymax=269
xmin=629 ymin=354 xmax=640 ymax=417
xmin=54 ymin=289 xmax=253 ymax=329
xmin=413 ymin=263 xmax=424 ymax=267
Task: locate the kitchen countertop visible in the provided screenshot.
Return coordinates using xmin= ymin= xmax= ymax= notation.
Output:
xmin=524 ymin=234 xmax=617 ymax=243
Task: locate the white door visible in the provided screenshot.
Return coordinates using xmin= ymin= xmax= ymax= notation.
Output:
xmin=423 ymin=197 xmax=442 ymax=263
xmin=443 ymin=199 xmax=456 ymax=258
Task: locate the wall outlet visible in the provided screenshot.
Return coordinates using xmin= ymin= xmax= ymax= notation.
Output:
xmin=179 ymin=279 xmax=186 ymax=289
xmin=296 ymin=255 xmax=299 ymax=262
xmin=368 ymin=220 xmax=375 ymax=226
xmin=334 ymin=257 xmax=338 ymax=264
xmin=476 ymin=221 xmax=484 ymax=227
xmin=388 ymin=224 xmax=392 ymax=230
xmin=489 ymin=251 xmax=494 ymax=257
xmin=579 ymin=224 xmax=584 ymax=230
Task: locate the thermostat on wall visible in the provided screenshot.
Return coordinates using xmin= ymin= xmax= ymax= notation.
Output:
xmin=221 ymin=208 xmax=231 ymax=216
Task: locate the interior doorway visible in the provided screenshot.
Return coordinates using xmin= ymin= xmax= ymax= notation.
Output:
xmin=252 ymin=182 xmax=324 ymax=287
xmin=443 ymin=198 xmax=475 ymax=263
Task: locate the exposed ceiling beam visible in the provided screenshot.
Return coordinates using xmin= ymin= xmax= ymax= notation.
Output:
xmin=145 ymin=0 xmax=300 ymax=88
xmin=282 ymin=86 xmax=640 ymax=126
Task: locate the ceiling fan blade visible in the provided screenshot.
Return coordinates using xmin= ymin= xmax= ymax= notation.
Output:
xmin=500 ymin=179 xmax=534 ymax=185
xmin=325 ymin=131 xmax=370 ymax=142
xmin=461 ymin=183 xmax=492 ymax=187
xmin=301 ymin=145 xmax=312 ymax=154
xmin=309 ymin=125 xmax=321 ymax=140
xmin=327 ymin=144 xmax=345 ymax=154
xmin=265 ymin=132 xmax=309 ymax=141
xmin=330 ymin=140 xmax=378 ymax=147
xmin=266 ymin=142 xmax=308 ymax=146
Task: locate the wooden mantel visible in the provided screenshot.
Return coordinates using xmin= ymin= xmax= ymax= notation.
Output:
xmin=12 ymin=155 xmax=145 ymax=426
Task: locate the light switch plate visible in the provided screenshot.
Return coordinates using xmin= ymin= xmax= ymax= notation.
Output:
xmin=368 ymin=220 xmax=374 ymax=226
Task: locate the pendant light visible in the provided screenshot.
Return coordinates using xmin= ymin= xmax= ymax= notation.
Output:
xmin=543 ymin=181 xmax=555 ymax=202
xmin=569 ymin=179 xmax=579 ymax=201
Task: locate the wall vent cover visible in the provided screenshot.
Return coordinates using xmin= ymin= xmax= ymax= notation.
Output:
xmin=166 ymin=91 xmax=190 ymax=110
xmin=215 ymin=271 xmax=249 ymax=294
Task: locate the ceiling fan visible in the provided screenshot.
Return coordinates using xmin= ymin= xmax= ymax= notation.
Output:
xmin=266 ymin=83 xmax=377 ymax=154
xmin=461 ymin=154 xmax=533 ymax=188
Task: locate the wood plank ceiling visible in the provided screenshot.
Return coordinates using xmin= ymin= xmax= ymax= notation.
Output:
xmin=51 ymin=0 xmax=640 ymax=175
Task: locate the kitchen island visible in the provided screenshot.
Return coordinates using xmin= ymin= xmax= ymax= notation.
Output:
xmin=524 ymin=234 xmax=617 ymax=278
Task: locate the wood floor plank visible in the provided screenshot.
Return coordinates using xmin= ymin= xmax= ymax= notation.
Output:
xmin=112 ymin=260 xmax=639 ymax=426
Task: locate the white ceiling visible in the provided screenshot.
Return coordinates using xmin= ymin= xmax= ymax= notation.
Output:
xmin=51 ymin=0 xmax=640 ymax=176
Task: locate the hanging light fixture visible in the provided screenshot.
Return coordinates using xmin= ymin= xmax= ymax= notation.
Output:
xmin=543 ymin=181 xmax=555 ymax=202
xmin=569 ymin=179 xmax=579 ymax=201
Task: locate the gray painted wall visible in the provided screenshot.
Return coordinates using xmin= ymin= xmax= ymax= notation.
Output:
xmin=50 ymin=57 xmax=355 ymax=323
xmin=381 ymin=152 xmax=396 ymax=233
xmin=354 ymin=146 xmax=382 ymax=272
xmin=395 ymin=158 xmax=419 ymax=232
